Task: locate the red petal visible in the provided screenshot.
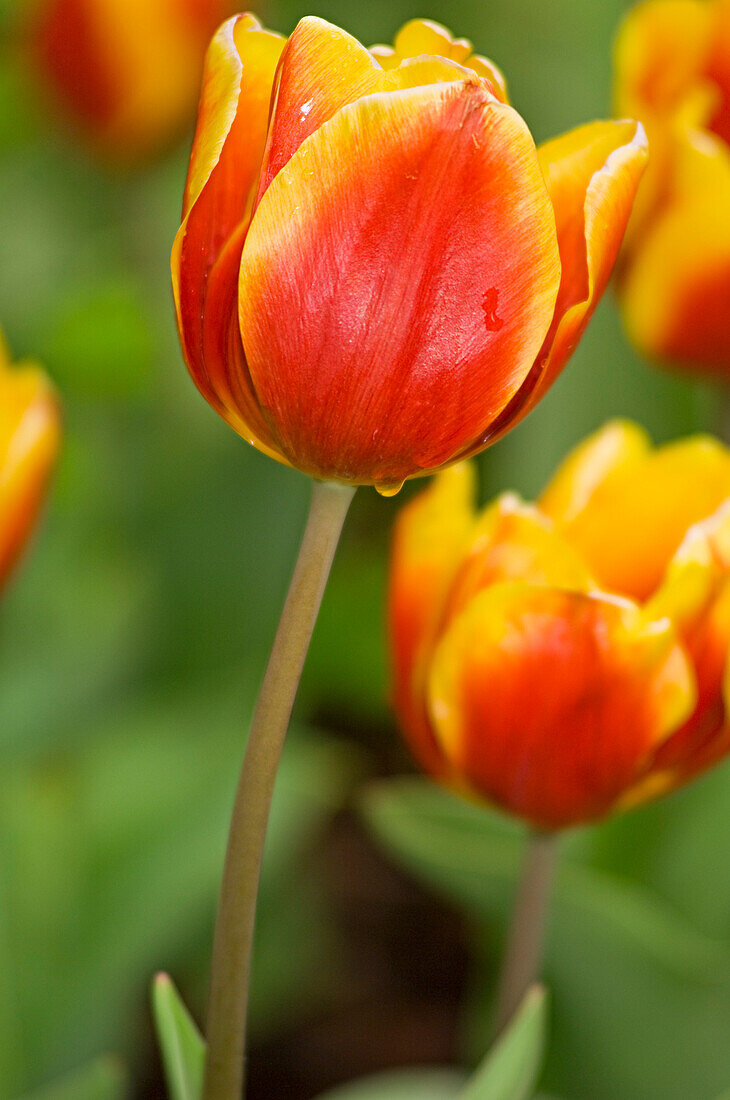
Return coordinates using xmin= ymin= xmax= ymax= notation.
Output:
xmin=255 ymin=17 xmax=381 ymax=204
xmin=475 ymin=120 xmax=648 ymax=450
xmin=172 ymin=15 xmax=284 ymax=451
xmin=239 ymin=81 xmax=560 ymax=489
xmin=429 ymin=585 xmax=694 ymax=828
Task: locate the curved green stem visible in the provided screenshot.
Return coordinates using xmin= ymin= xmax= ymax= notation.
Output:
xmin=492 ymin=829 xmax=558 ymax=1038
xmin=202 ymin=478 xmax=356 ymax=1100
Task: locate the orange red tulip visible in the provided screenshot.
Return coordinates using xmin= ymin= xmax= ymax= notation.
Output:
xmin=0 ymin=336 xmax=60 ymax=592
xmin=31 ymin=0 xmax=235 ymax=162
xmin=615 ymin=0 xmax=730 ymax=376
xmin=173 ymin=14 xmax=647 ymax=494
xmin=389 ymin=421 xmax=730 ymax=828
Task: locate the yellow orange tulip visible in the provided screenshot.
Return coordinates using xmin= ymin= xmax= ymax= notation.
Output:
xmin=173 ymin=14 xmax=648 ymax=494
xmin=0 ymin=336 xmax=59 ymax=591
xmin=31 ymin=0 xmax=236 ymax=162
xmin=390 ymin=422 xmax=730 ymax=828
xmin=615 ymin=0 xmax=730 ymax=376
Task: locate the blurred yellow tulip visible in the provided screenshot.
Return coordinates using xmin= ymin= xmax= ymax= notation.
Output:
xmin=390 ymin=422 xmax=730 ymax=828
xmin=0 ymin=334 xmax=60 ymax=591
xmin=30 ymin=0 xmax=236 ymax=162
xmin=616 ymin=0 xmax=730 ymax=377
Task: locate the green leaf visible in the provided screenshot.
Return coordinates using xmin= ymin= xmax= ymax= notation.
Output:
xmin=315 ymin=1068 xmax=466 ymax=1099
xmin=18 ymin=1057 xmax=127 ymax=1100
xmin=315 ymin=991 xmax=545 ymax=1100
xmin=362 ymin=779 xmax=730 ymax=981
xmin=460 ymin=986 xmax=546 ymax=1100
xmin=0 ymin=675 xmax=354 ymax=1092
xmin=151 ymin=973 xmax=204 ymax=1100
xmin=361 ymin=778 xmax=730 ymax=1099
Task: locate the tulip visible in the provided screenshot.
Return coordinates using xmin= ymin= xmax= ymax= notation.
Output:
xmin=0 ymin=334 xmax=60 ymax=592
xmin=31 ymin=0 xmax=235 ymax=162
xmin=615 ymin=0 xmax=730 ymax=375
xmin=173 ymin=18 xmax=649 ymax=1093
xmin=173 ymin=13 xmax=648 ymax=495
xmin=391 ymin=420 xmax=730 ymax=1033
xmin=390 ymin=419 xmax=730 ymax=830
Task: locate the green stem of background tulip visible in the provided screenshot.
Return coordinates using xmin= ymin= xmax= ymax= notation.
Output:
xmin=202 ymin=478 xmax=356 ymax=1100
xmin=492 ymin=829 xmax=558 ymax=1038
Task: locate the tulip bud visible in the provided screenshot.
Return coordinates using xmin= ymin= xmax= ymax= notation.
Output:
xmin=173 ymin=14 xmax=648 ymax=493
xmin=31 ymin=0 xmax=235 ymax=162
xmin=390 ymin=422 xmax=730 ymax=828
xmin=615 ymin=0 xmax=730 ymax=376
xmin=0 ymin=334 xmax=60 ymax=591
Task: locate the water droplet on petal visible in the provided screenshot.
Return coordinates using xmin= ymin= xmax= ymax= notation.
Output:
xmin=376 ymin=478 xmax=405 ymax=498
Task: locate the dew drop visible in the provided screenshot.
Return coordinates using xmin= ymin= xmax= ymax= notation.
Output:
xmin=376 ymin=479 xmax=405 ymax=498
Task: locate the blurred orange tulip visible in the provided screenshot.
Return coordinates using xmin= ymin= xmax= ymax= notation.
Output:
xmin=31 ymin=0 xmax=235 ymax=162
xmin=172 ymin=14 xmax=647 ymax=494
xmin=389 ymin=421 xmax=730 ymax=828
xmin=615 ymin=0 xmax=730 ymax=376
xmin=0 ymin=335 xmax=59 ymax=592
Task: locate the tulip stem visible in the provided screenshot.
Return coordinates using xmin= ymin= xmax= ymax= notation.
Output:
xmin=492 ymin=829 xmax=558 ymax=1038
xmin=202 ymin=478 xmax=356 ymax=1100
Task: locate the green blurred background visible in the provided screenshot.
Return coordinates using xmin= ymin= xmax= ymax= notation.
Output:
xmin=1 ymin=0 xmax=729 ymax=1097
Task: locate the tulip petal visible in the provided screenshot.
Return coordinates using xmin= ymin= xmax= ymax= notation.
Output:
xmin=468 ymin=55 xmax=509 ymax=100
xmin=201 ymin=220 xmax=289 ymax=458
xmin=180 ymin=14 xmax=284 ymax=218
xmin=256 ymin=17 xmax=381 ymax=202
xmin=645 ymin=513 xmax=728 ymax=640
xmin=172 ymin=15 xmax=285 ymax=453
xmin=0 ymin=351 xmax=60 ymax=588
xmin=389 ymin=463 xmax=477 ymax=776
xmin=370 ymin=19 xmax=507 ymax=100
xmin=559 ymin=435 xmax=730 ymax=601
xmin=443 ymin=493 xmax=594 ymax=623
xmin=32 ymin=0 xmax=118 ymax=137
xmin=390 ymin=19 xmax=508 ymax=100
xmin=393 ymin=19 xmax=474 ymax=63
xmin=614 ymin=0 xmax=711 ymax=120
xmin=613 ymin=0 xmax=719 ymax=248
xmin=239 ymin=81 xmax=561 ymax=488
xmin=428 ymin=584 xmax=695 ymax=828
xmin=707 ymin=0 xmax=730 ymax=141
xmin=620 ymin=128 xmax=730 ymax=375
xmin=374 ymin=56 xmax=487 ymax=93
xmin=256 ymin=17 xmax=507 ymax=205
xmin=539 ymin=419 xmax=651 ymax=524
xmin=639 ymin=503 xmax=730 ymax=784
xmin=468 ymin=120 xmax=648 ymax=450
xmin=33 ymin=0 xmax=233 ymax=161
xmin=647 ymin=579 xmax=730 ymax=774
xmin=538 ymin=119 xmax=648 ymax=355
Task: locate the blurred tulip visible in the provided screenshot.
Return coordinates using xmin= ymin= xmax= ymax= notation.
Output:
xmin=31 ymin=0 xmax=235 ymax=162
xmin=615 ymin=0 xmax=730 ymax=376
xmin=0 ymin=334 xmax=60 ymax=591
xmin=172 ymin=13 xmax=648 ymax=494
xmin=389 ymin=421 xmax=730 ymax=828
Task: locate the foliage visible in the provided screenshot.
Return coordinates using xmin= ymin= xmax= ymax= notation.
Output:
xmin=362 ymin=778 xmax=730 ymax=1099
xmin=0 ymin=0 xmax=726 ymax=1096
xmin=152 ymin=978 xmax=547 ymax=1100
xmin=152 ymin=976 xmax=203 ymax=1100
xmin=18 ymin=1057 xmax=128 ymax=1100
